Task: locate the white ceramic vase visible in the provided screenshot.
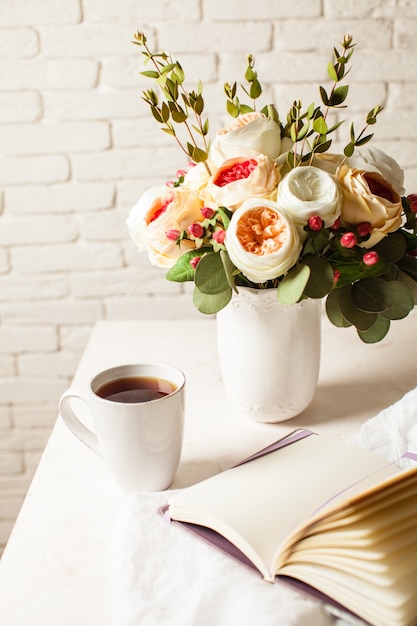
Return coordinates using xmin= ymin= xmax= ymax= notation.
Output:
xmin=216 ymin=287 xmax=321 ymax=423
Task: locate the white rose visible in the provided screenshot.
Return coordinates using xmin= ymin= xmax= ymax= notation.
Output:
xmin=277 ymin=165 xmax=342 ymax=227
xmin=182 ymin=161 xmax=212 ymax=192
xmin=201 ymin=154 xmax=280 ymax=211
xmin=346 ymin=147 xmax=405 ymax=196
xmin=226 ymin=198 xmax=301 ymax=284
xmin=126 ymin=186 xmax=203 ymax=268
xmin=210 ymin=112 xmax=282 ymax=167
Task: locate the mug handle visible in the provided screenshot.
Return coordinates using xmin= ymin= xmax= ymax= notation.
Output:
xmin=59 ymin=389 xmax=101 ymax=456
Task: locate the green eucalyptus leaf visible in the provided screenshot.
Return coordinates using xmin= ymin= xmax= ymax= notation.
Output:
xmin=302 ymin=255 xmax=334 ymax=298
xmin=374 ymin=232 xmax=407 ymax=262
xmin=141 ymin=70 xmax=160 ymax=78
xmin=160 ymin=63 xmax=176 ymax=75
xmin=351 ymin=277 xmax=389 ymax=312
xmin=296 ymin=122 xmax=310 ymax=141
xmin=217 ymin=206 xmax=232 ymax=229
xmin=150 ymin=107 xmax=164 ymax=124
xmin=313 ymin=117 xmax=328 ymax=135
xmin=193 ymin=286 xmax=232 ymax=314
xmin=226 ymin=100 xmax=239 ymax=118
xmin=220 ymin=249 xmax=238 ymax=293
xmin=329 ymin=84 xmax=349 ymax=106
xmin=397 ymin=253 xmax=417 ymax=280
xmin=325 ymin=289 xmax=352 ymax=328
xmin=239 ymin=104 xmax=254 ymax=114
xmin=357 ymin=315 xmax=390 ymax=343
xmin=276 ymin=263 xmax=310 ymax=304
xmin=344 ymin=142 xmax=355 ymax=157
xmin=313 ymin=138 xmax=332 ymax=154
xmin=379 ymin=280 xmax=414 ymax=320
xmin=339 ymin=285 xmax=378 ymax=330
xmin=319 ymin=86 xmax=330 ymax=106
xmin=287 ymin=151 xmax=296 ymax=169
xmin=249 ymin=79 xmax=262 ymax=99
xmin=166 ymin=250 xmax=204 ymax=282
xmin=191 ymin=94 xmax=204 ymax=115
xmin=398 ymin=269 xmax=417 ymax=305
xmin=161 ymin=126 xmax=176 ymax=136
xmin=327 ymin=63 xmax=339 ymax=82
xmin=194 ymin=252 xmax=229 ymax=294
xmin=355 ymin=133 xmax=373 ymax=146
xmin=161 ymin=102 xmax=170 ymax=123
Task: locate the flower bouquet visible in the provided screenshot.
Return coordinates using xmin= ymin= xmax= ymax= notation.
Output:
xmin=127 ymin=33 xmax=417 ymax=343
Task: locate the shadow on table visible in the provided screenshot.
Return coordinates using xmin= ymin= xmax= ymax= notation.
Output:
xmin=295 ymin=377 xmax=416 ymax=428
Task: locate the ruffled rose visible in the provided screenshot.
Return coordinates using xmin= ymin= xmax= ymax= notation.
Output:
xmin=226 ymin=198 xmax=301 ymax=283
xmin=277 ymin=165 xmax=342 ymax=227
xmin=182 ymin=161 xmax=212 ymax=192
xmin=209 ymin=112 xmax=282 ymax=167
xmin=201 ymin=154 xmax=279 ymax=211
xmin=126 ymin=186 xmax=203 ymax=268
xmin=337 ymin=164 xmax=403 ymax=248
xmin=346 ymin=147 xmax=405 ymax=196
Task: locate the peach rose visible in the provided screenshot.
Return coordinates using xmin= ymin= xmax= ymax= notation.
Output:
xmin=209 ymin=112 xmax=282 ymax=167
xmin=337 ymin=165 xmax=403 ymax=248
xmin=201 ymin=154 xmax=280 ymax=211
xmin=346 ymin=147 xmax=405 ymax=196
xmin=127 ymin=186 xmax=204 ymax=268
xmin=226 ymin=198 xmax=301 ymax=283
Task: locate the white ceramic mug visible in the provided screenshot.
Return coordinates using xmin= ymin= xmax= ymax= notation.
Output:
xmin=59 ymin=363 xmax=185 ymax=492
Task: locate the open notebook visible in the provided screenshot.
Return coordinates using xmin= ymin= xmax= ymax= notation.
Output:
xmin=165 ymin=429 xmax=417 ymax=626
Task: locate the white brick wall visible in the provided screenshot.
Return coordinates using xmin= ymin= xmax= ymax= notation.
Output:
xmin=1 ymin=0 xmax=417 ymax=553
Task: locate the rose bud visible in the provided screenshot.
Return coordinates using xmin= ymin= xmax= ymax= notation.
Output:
xmin=190 ymin=256 xmax=201 ymax=269
xmin=201 ymin=206 xmax=216 ymax=219
xmin=357 ymin=222 xmax=372 ymax=237
xmin=212 ymin=229 xmax=226 ymax=244
xmin=333 ymin=269 xmax=341 ymax=285
xmin=330 ymin=218 xmax=341 ymax=230
xmin=363 ymin=251 xmax=379 ymax=266
xmin=407 ymin=194 xmax=417 ymax=213
xmin=165 ymin=229 xmax=181 ymax=241
xmin=187 ymin=223 xmax=205 ymax=239
xmin=176 ymin=169 xmax=187 ymax=178
xmin=308 ymin=216 xmax=323 ymax=231
xmin=340 ymin=232 xmax=357 ymax=248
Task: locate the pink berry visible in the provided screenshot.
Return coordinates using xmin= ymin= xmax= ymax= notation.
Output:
xmin=212 ymin=229 xmax=226 ymax=244
xmin=340 ymin=232 xmax=357 ymax=248
xmin=187 ymin=223 xmax=204 ymax=239
xmin=363 ymin=251 xmax=379 ymax=266
xmin=357 ymin=222 xmax=372 ymax=237
xmin=166 ymin=229 xmax=181 ymax=241
xmin=308 ymin=216 xmax=323 ymax=231
xmin=201 ymin=206 xmax=216 ymax=219
xmin=190 ymin=256 xmax=201 ymax=269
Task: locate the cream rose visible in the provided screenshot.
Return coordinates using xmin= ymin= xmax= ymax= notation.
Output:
xmin=209 ymin=112 xmax=282 ymax=167
xmin=201 ymin=155 xmax=279 ymax=211
xmin=127 ymin=186 xmax=203 ymax=268
xmin=337 ymin=164 xmax=403 ymax=248
xmin=346 ymin=147 xmax=405 ymax=196
xmin=182 ymin=161 xmax=212 ymax=192
xmin=226 ymin=198 xmax=301 ymax=283
xmin=277 ymin=165 xmax=342 ymax=227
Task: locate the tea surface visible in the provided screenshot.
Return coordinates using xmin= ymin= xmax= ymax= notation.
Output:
xmin=96 ymin=376 xmax=176 ymax=403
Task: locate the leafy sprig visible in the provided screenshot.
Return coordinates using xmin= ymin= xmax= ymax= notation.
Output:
xmin=133 ymin=31 xmax=211 ymax=172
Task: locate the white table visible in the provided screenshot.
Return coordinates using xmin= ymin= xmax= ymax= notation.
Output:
xmin=0 ymin=316 xmax=416 ymax=626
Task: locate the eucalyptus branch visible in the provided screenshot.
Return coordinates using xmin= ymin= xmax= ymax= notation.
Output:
xmin=133 ymin=31 xmax=211 ymax=175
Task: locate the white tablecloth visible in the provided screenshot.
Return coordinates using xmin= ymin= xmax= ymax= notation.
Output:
xmin=112 ymin=387 xmax=417 ymax=626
